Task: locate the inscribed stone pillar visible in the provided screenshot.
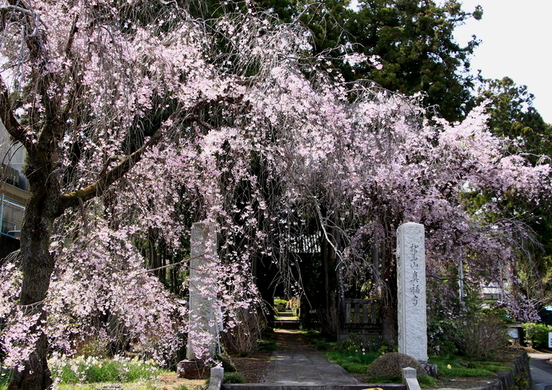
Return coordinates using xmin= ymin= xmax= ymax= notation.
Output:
xmin=186 ymin=221 xmax=219 ymax=361
xmin=396 ymin=222 xmax=428 ymax=362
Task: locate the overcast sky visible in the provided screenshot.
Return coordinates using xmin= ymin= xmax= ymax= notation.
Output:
xmin=454 ymin=0 xmax=552 ymax=124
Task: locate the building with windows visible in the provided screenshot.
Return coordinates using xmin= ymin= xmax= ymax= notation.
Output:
xmin=1 ymin=120 xmax=28 ymax=255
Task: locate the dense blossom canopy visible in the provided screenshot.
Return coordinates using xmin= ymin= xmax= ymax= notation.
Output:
xmin=0 ymin=0 xmax=550 ymax=387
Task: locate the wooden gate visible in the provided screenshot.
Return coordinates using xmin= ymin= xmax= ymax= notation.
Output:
xmin=338 ymin=298 xmax=382 ymax=344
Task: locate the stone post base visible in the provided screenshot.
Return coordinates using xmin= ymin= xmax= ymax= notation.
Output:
xmin=177 ymin=360 xmax=210 ymax=379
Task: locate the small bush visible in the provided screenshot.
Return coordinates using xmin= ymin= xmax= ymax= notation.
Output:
xmin=456 ymin=313 xmax=509 ymax=358
xmin=218 ymin=354 xmax=237 ymax=373
xmin=223 ymin=372 xmax=245 ymax=384
xmin=523 ymin=323 xmax=552 ymax=349
xmin=273 ymin=298 xmax=288 ymax=312
xmin=428 ymin=319 xmax=460 ymax=356
xmin=367 ymin=352 xmax=427 ymax=379
xmin=222 ymin=307 xmax=266 ymax=356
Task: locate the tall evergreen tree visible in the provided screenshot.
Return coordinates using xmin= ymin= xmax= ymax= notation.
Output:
xmin=255 ymin=0 xmax=482 ymax=122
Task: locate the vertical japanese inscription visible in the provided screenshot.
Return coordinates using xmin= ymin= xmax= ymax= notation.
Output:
xmin=409 ymin=244 xmax=420 ymax=306
xmin=397 ymin=222 xmax=428 ymax=362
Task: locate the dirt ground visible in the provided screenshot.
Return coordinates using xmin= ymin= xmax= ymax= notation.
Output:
xmin=229 ymin=351 xmax=273 ymax=383
xmin=156 ymin=372 xmax=207 ymax=390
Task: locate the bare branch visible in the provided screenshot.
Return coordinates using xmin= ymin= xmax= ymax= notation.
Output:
xmin=0 ymin=75 xmax=34 ymax=147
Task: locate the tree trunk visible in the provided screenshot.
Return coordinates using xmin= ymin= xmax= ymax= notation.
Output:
xmin=8 ymin=173 xmax=60 ymax=390
xmin=380 ymin=250 xmax=397 ymax=347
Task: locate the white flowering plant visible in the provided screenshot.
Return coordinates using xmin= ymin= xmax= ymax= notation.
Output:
xmin=48 ymin=354 xmax=163 ymax=385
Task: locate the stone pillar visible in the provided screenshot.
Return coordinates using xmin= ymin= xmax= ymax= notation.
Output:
xmin=186 ymin=221 xmax=219 ymax=361
xmin=396 ymin=222 xmax=427 ymax=362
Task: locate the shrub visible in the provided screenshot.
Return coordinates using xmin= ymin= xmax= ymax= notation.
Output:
xmin=367 ymin=352 xmax=426 ymax=379
xmin=523 ymin=323 xmax=552 ymax=349
xmin=455 ymin=313 xmax=509 ymax=358
xmin=221 ymin=307 xmax=266 ymax=356
xmin=223 ymin=372 xmax=245 ymax=384
xmin=273 ymin=298 xmax=288 ymax=312
xmin=428 ymin=319 xmax=460 ymax=356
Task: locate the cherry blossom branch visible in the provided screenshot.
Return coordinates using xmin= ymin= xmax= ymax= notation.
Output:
xmin=59 ymin=122 xmax=166 ymax=208
xmin=144 ymin=253 xmax=204 ymax=273
xmin=60 ymin=94 xmax=245 ymax=209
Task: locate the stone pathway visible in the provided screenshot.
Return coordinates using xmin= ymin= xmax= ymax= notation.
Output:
xmin=264 ymin=329 xmax=359 ymax=386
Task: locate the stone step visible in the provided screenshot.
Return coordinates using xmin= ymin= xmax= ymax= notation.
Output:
xmin=274 ymin=319 xmax=300 ymax=329
xmin=275 ymin=311 xmax=297 ymax=318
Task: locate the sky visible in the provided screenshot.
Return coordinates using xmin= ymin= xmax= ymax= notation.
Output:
xmin=453 ymin=0 xmax=552 ymax=124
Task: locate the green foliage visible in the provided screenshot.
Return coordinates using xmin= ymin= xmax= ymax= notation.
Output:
xmin=218 ymin=354 xmax=237 ymax=373
xmin=428 ymin=319 xmax=460 ymax=357
xmin=255 ymin=0 xmax=481 ymax=122
xmin=49 ymin=355 xmax=163 ymax=384
xmin=473 ymin=77 xmax=552 ymax=309
xmin=430 ymin=356 xmax=508 ymax=377
xmin=429 ymin=312 xmax=509 ymax=358
xmin=456 ymin=313 xmax=510 ymax=358
xmin=273 ymin=298 xmax=288 ymax=312
xmin=310 ymin=334 xmax=380 ymax=373
xmin=324 ymin=349 xmax=380 ymax=373
xmin=523 ymin=323 xmax=552 ymax=349
xmin=477 ymin=77 xmax=552 ymax=161
xmin=223 ymin=372 xmax=246 ymax=384
xmin=324 ymin=335 xmax=381 ymax=373
xmin=0 ymin=366 xmax=9 ymax=390
xmin=419 ymin=375 xmax=437 ymax=388
xmin=304 ymin=331 xmax=334 ymax=352
xmin=310 ymin=331 xmax=510 ymax=386
xmin=257 ymin=340 xmax=278 ymax=352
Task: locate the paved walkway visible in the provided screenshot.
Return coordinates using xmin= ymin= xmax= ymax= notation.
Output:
xmin=529 ymin=353 xmax=552 ymax=390
xmin=264 ymin=330 xmax=359 ymax=386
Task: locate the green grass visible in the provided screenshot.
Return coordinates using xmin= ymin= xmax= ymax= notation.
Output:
xmin=257 ymin=340 xmax=278 ymax=352
xmin=430 ymin=356 xmax=509 ymax=377
xmin=324 ymin=349 xmax=380 ymax=373
xmin=304 ymin=333 xmax=510 ymax=387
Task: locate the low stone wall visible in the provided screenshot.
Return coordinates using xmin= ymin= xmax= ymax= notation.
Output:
xmin=477 ymin=352 xmax=532 ymax=390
